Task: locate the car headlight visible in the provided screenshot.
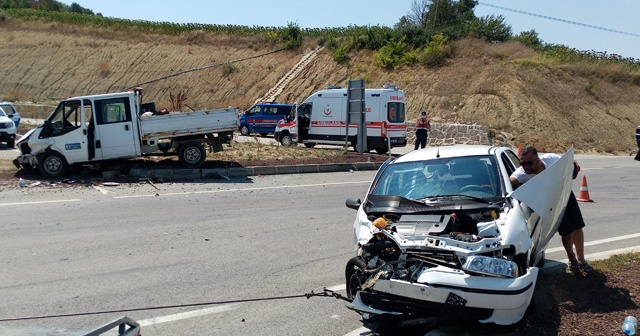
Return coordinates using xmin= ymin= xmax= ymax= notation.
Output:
xmin=4 ymin=121 xmax=14 ymax=128
xmin=462 ymin=256 xmax=519 ymax=278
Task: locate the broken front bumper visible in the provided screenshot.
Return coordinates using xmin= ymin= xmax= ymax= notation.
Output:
xmin=347 ymin=266 xmax=539 ymax=325
xmin=13 ymin=154 xmax=37 ymax=169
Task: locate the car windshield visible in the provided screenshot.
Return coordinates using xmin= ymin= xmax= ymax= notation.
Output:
xmin=371 ymin=155 xmax=503 ymax=201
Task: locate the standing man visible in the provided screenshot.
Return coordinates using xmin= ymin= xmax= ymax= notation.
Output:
xmin=414 ymin=111 xmax=431 ymax=150
xmin=510 ymin=145 xmax=592 ymax=272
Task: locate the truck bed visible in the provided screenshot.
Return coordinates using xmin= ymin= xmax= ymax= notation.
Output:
xmin=139 ymin=108 xmax=238 ymax=142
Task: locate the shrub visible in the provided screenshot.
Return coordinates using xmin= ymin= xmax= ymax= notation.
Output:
xmin=419 ymin=33 xmax=450 ymax=67
xmin=374 ymin=38 xmax=408 ymax=69
xmin=221 ymin=64 xmax=238 ymax=77
xmin=279 ymin=22 xmax=302 ymax=49
xmin=333 ymin=45 xmax=350 ymax=64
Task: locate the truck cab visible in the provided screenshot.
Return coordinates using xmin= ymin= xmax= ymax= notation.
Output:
xmin=238 ymin=103 xmax=294 ymax=137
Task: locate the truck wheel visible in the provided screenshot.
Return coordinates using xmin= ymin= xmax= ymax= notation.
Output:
xmin=38 ymin=151 xmax=68 ymax=178
xmin=239 ymin=125 xmax=250 ymax=136
xmin=6 ymin=138 xmax=15 ymax=148
xmin=280 ymin=133 xmax=293 ymax=146
xmin=178 ymin=142 xmax=206 ymax=168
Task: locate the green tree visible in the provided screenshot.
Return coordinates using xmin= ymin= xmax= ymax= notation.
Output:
xmin=513 ymin=29 xmax=543 ymax=50
xmin=467 ymin=15 xmax=512 ymax=43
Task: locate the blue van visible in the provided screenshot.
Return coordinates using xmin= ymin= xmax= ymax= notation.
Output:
xmin=239 ymin=103 xmax=294 ymax=136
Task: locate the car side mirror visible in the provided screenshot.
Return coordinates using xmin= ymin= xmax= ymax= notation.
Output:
xmin=345 ymin=197 xmax=361 ymax=210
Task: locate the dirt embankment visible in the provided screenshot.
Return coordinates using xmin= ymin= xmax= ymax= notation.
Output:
xmin=1 ymin=20 xmax=640 ymax=154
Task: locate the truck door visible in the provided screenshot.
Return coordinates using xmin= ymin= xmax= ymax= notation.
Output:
xmin=93 ymin=97 xmax=138 ymax=160
xmin=40 ymin=99 xmax=91 ymax=164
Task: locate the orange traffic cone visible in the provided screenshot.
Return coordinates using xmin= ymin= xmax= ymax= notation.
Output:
xmin=517 ymin=144 xmax=523 ymax=157
xmin=576 ymin=175 xmax=593 ymax=202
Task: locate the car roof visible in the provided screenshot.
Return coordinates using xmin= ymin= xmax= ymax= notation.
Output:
xmin=393 ymin=145 xmax=508 ymax=164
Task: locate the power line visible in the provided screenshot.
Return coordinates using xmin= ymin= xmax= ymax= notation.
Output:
xmin=478 ymin=2 xmax=640 ymax=38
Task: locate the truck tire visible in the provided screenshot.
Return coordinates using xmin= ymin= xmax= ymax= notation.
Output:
xmin=280 ymin=133 xmax=293 ymax=146
xmin=239 ymin=125 xmax=250 ymax=136
xmin=178 ymin=141 xmax=206 ymax=168
xmin=38 ymin=151 xmax=68 ymax=178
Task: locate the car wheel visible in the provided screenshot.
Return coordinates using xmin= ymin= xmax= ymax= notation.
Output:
xmin=239 ymin=125 xmax=250 ymax=136
xmin=178 ymin=141 xmax=206 ymax=168
xmin=6 ymin=138 xmax=15 ymax=148
xmin=304 ymin=143 xmax=316 ymax=148
xmin=37 ymin=151 xmax=68 ymax=178
xmin=280 ymin=133 xmax=293 ymax=146
xmin=345 ymin=257 xmax=367 ymax=299
xmin=260 ymin=133 xmax=268 ymax=137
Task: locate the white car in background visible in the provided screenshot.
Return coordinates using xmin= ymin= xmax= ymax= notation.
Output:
xmin=0 ymin=102 xmax=21 ymax=128
xmin=0 ymin=106 xmax=17 ymax=147
xmin=344 ymin=145 xmax=574 ymax=328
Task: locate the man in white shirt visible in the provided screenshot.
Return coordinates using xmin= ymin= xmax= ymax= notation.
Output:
xmin=510 ymin=145 xmax=592 ymax=272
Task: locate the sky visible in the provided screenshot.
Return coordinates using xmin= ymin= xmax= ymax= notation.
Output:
xmin=63 ymin=0 xmax=640 ymax=60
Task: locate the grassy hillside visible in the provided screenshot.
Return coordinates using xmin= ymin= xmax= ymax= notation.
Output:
xmin=1 ymin=16 xmax=640 ymax=154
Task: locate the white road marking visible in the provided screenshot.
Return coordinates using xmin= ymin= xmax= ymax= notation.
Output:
xmin=137 ymin=304 xmax=238 ymax=327
xmin=92 ymin=186 xmax=111 ymax=194
xmin=546 ymin=233 xmax=640 ymax=253
xmin=343 ymin=327 xmax=373 ymax=336
xmin=0 ymin=199 xmax=81 ymax=206
xmin=114 ymin=181 xmax=372 ymax=199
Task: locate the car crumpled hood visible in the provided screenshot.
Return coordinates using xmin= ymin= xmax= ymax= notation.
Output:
xmin=510 ymin=147 xmax=575 ymax=257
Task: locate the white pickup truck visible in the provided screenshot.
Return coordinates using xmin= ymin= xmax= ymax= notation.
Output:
xmin=14 ymin=89 xmax=238 ymax=177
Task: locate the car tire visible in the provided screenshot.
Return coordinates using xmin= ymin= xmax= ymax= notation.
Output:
xmin=239 ymin=125 xmax=250 ymax=136
xmin=178 ymin=141 xmax=206 ymax=168
xmin=260 ymin=133 xmax=268 ymax=137
xmin=345 ymin=256 xmax=367 ymax=300
xmin=6 ymin=138 xmax=15 ymax=148
xmin=280 ymin=133 xmax=293 ymax=146
xmin=37 ymin=151 xmax=68 ymax=178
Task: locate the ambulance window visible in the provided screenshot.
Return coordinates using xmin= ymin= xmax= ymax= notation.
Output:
xmin=387 ymin=102 xmax=405 ymax=123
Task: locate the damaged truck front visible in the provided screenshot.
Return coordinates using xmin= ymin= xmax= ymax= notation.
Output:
xmin=14 ymin=89 xmax=238 ymax=177
xmin=344 ymin=145 xmax=574 ymax=327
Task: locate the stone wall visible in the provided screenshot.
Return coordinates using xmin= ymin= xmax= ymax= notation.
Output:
xmin=407 ymin=121 xmax=490 ymax=147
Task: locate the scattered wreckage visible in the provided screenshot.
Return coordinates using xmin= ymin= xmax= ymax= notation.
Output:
xmin=344 ymin=145 xmax=574 ymax=326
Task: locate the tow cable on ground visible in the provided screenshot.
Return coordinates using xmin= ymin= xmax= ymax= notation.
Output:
xmin=0 ymin=287 xmax=352 ymax=322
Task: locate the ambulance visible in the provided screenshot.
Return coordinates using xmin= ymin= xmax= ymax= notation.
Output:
xmin=274 ymin=85 xmax=407 ymax=154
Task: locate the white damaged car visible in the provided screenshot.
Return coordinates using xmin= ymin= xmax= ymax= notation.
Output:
xmin=344 ymin=145 xmax=574 ymax=327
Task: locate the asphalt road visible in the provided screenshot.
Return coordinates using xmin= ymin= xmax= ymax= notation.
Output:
xmin=0 ymin=155 xmax=638 ymax=335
